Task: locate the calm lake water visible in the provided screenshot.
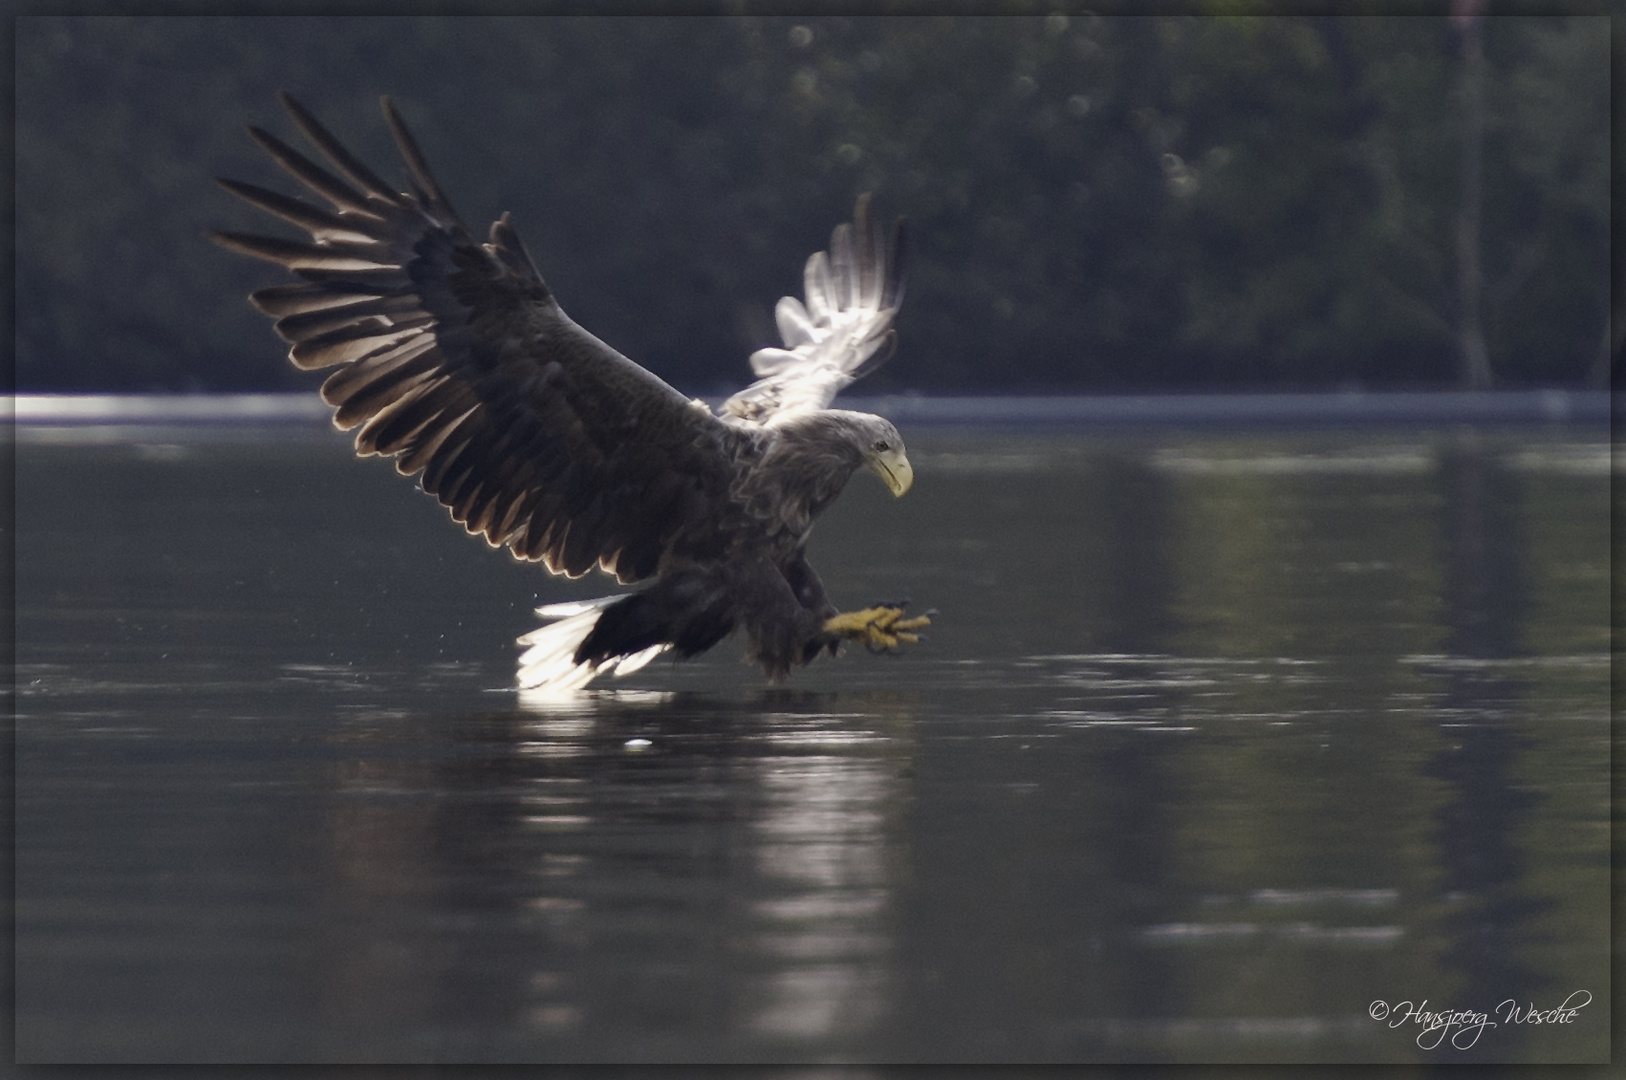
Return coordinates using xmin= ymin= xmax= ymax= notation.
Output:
xmin=14 ymin=414 xmax=1611 ymax=1064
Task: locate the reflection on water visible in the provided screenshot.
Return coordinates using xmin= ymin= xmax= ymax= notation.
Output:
xmin=13 ymin=424 xmax=1610 ymax=1064
xmin=278 ymin=689 xmax=914 ymax=1061
xmin=746 ymin=735 xmax=895 ymax=1042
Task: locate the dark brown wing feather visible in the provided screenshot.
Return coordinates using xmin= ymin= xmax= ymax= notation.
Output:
xmin=213 ymin=93 xmax=754 ymax=583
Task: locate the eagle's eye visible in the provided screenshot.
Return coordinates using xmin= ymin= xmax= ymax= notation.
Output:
xmin=874 ymin=439 xmax=891 ymax=453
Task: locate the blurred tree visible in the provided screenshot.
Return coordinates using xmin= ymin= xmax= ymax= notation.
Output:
xmin=13 ymin=13 xmax=1610 ymax=394
xmin=1450 ymin=1 xmax=1493 ymax=389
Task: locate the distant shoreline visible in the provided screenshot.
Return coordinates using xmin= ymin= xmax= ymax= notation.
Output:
xmin=9 ymin=389 xmax=1612 ymax=429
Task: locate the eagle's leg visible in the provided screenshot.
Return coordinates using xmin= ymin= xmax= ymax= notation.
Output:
xmin=823 ymin=604 xmax=932 ymax=652
xmin=782 ymin=555 xmax=845 ymax=661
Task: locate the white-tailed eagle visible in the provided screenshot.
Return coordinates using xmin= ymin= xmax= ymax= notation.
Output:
xmin=214 ymin=93 xmax=928 ymax=692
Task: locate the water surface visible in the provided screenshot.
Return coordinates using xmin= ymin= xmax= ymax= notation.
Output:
xmin=15 ymin=418 xmax=1610 ymax=1063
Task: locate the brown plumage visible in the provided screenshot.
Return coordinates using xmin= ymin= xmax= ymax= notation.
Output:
xmin=214 ymin=93 xmax=916 ymax=691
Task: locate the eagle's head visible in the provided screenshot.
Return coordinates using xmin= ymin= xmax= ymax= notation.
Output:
xmin=771 ymin=409 xmax=914 ymax=503
xmin=860 ymin=417 xmax=913 ymax=497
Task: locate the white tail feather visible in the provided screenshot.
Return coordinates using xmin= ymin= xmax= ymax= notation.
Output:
xmin=515 ymin=596 xmax=670 ymax=692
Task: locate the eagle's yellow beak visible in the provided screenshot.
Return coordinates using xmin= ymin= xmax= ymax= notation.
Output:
xmin=868 ymin=446 xmax=914 ymax=497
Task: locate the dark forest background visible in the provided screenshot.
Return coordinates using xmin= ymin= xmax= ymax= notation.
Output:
xmin=14 ymin=13 xmax=1613 ymax=397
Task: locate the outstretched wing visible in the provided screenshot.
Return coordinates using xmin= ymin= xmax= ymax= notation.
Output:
xmin=720 ymin=194 xmax=907 ymax=424
xmin=213 ymin=93 xmax=754 ymax=584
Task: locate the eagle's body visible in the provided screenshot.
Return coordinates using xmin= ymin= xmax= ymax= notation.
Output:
xmin=215 ymin=93 xmax=925 ymax=692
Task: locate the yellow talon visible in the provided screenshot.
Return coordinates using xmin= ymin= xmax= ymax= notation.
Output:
xmin=823 ymin=605 xmax=891 ymax=636
xmin=823 ymin=605 xmax=932 ymax=652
